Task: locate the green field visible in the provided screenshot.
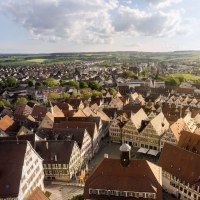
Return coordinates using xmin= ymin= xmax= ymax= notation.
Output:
xmin=169 ymin=74 xmax=200 ymax=81
xmin=0 ymin=51 xmax=200 ymax=67
xmin=26 ymin=58 xmax=47 ymax=63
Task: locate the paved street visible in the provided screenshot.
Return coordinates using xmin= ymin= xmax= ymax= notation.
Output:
xmin=45 ymin=182 xmax=84 ymax=200
xmin=88 ymin=138 xmax=159 ymax=173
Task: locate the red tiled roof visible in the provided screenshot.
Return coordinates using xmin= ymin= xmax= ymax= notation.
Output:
xmin=84 ymin=158 xmax=162 ymax=200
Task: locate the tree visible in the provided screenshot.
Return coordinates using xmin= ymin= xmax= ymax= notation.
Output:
xmin=68 ymin=80 xmax=79 ymax=89
xmin=0 ymin=81 xmax=6 ymax=88
xmin=16 ymin=97 xmax=28 ymax=106
xmin=48 ymin=93 xmax=60 ymax=100
xmin=35 ymin=82 xmax=42 ymax=88
xmin=71 ymin=195 xmax=84 ymax=200
xmin=62 ymin=92 xmax=70 ymax=98
xmin=165 ymin=77 xmax=180 ymax=86
xmin=28 ymin=79 xmax=34 ymax=87
xmin=60 ymin=80 xmax=67 ymax=86
xmin=1 ymin=99 xmax=12 ymax=108
xmin=7 ymin=76 xmax=17 ymax=87
xmin=44 ymin=78 xmax=59 ymax=87
xmin=81 ymin=91 xmax=92 ymax=98
xmin=101 ymin=89 xmax=106 ymax=95
xmin=92 ymin=90 xmax=102 ymax=97
xmin=88 ymin=81 xmax=101 ymax=90
xmin=0 ymin=101 xmax=4 ymax=107
xmin=110 ymin=88 xmax=117 ymax=97
xmin=123 ymin=70 xmax=135 ymax=78
xmin=79 ymin=81 xmax=88 ymax=89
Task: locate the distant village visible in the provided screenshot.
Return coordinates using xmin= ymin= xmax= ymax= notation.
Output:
xmin=0 ymin=62 xmax=200 ymax=200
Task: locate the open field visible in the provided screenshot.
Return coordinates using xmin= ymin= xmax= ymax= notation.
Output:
xmin=170 ymin=73 xmax=200 ymax=81
xmin=26 ymin=58 xmax=47 ymax=63
xmin=0 ymin=51 xmax=200 ymax=66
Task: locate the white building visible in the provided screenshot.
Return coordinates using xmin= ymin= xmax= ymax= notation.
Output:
xmin=0 ymin=141 xmax=44 ymax=200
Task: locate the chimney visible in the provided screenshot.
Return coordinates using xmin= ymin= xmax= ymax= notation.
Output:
xmin=54 ymin=154 xmax=57 ymax=162
xmin=119 ymin=143 xmax=131 ymax=167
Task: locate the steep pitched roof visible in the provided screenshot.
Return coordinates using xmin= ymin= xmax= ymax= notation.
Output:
xmin=178 ymin=131 xmax=200 ymax=155
xmin=82 ymin=106 xmax=96 ymax=117
xmin=0 ymin=134 xmax=36 ymax=149
xmin=131 ymin=108 xmax=149 ymax=130
xmin=36 ymin=140 xmax=75 ymax=164
xmin=54 ymin=121 xmax=96 ymax=139
xmin=14 ymin=104 xmax=32 ymax=117
xmin=0 ymin=141 xmax=27 ymax=198
xmin=54 ymin=128 xmax=87 ymax=149
xmin=84 ymin=158 xmax=162 ymax=200
xmin=170 ymin=118 xmax=190 ymax=141
xmin=51 ymin=105 xmax=64 ymax=117
xmin=0 ymin=115 xmax=14 ymax=131
xmin=31 ymin=105 xmax=47 ymax=121
xmin=68 ymin=117 xmax=100 ymax=129
xmin=73 ymin=110 xmax=86 ymax=117
xmin=26 ymin=187 xmax=49 ymax=200
xmin=150 ymin=112 xmax=169 ymax=136
xmin=159 ymin=143 xmax=200 ymax=185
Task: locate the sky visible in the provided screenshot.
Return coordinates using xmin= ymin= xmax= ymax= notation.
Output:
xmin=0 ymin=0 xmax=200 ymax=53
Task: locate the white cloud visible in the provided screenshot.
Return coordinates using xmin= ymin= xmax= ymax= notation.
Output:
xmin=112 ymin=6 xmax=185 ymax=37
xmin=0 ymin=0 xmax=189 ymax=45
xmin=147 ymin=0 xmax=183 ymax=9
xmin=1 ymin=0 xmax=117 ymax=43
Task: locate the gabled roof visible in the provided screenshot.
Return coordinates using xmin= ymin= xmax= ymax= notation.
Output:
xmin=84 ymin=158 xmax=162 ymax=200
xmin=46 ymin=112 xmax=54 ymax=122
xmin=26 ymin=187 xmax=49 ymax=200
xmin=0 ymin=134 xmax=35 ymax=148
xmin=150 ymin=112 xmax=169 ymax=136
xmin=178 ymin=130 xmax=200 ymax=155
xmin=14 ymin=104 xmax=32 ymax=117
xmin=51 ymin=105 xmax=65 ymax=117
xmin=170 ymin=118 xmax=190 ymax=141
xmin=131 ymin=108 xmax=149 ymax=130
xmin=0 ymin=141 xmax=28 ymax=198
xmin=31 ymin=105 xmax=47 ymax=121
xmin=68 ymin=117 xmax=101 ymax=129
xmin=54 ymin=128 xmax=87 ymax=149
xmin=73 ymin=110 xmax=86 ymax=117
xmin=54 ymin=102 xmax=73 ymax=111
xmin=36 ymin=140 xmax=76 ymax=164
xmin=159 ymin=143 xmax=200 ymax=185
xmin=82 ymin=106 xmax=96 ymax=117
xmin=0 ymin=115 xmax=14 ymax=131
xmin=109 ymin=97 xmax=124 ymax=107
xmin=54 ymin=121 xmax=96 ymax=139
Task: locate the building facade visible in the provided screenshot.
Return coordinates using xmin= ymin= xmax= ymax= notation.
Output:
xmin=0 ymin=141 xmax=44 ymax=200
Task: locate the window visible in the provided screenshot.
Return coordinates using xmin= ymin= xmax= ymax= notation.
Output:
xmin=110 ymin=190 xmax=115 ymax=195
xmin=127 ymin=192 xmax=133 ymax=197
xmin=184 ymin=189 xmax=187 ymax=194
xmin=99 ymin=189 xmax=106 ymax=195
xmin=119 ymin=191 xmax=126 ymax=196
xmin=89 ymin=189 xmax=98 ymax=194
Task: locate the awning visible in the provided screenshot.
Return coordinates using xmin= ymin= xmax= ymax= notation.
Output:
xmin=137 ymin=148 xmax=149 ymax=154
xmin=147 ymin=149 xmax=159 ymax=156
